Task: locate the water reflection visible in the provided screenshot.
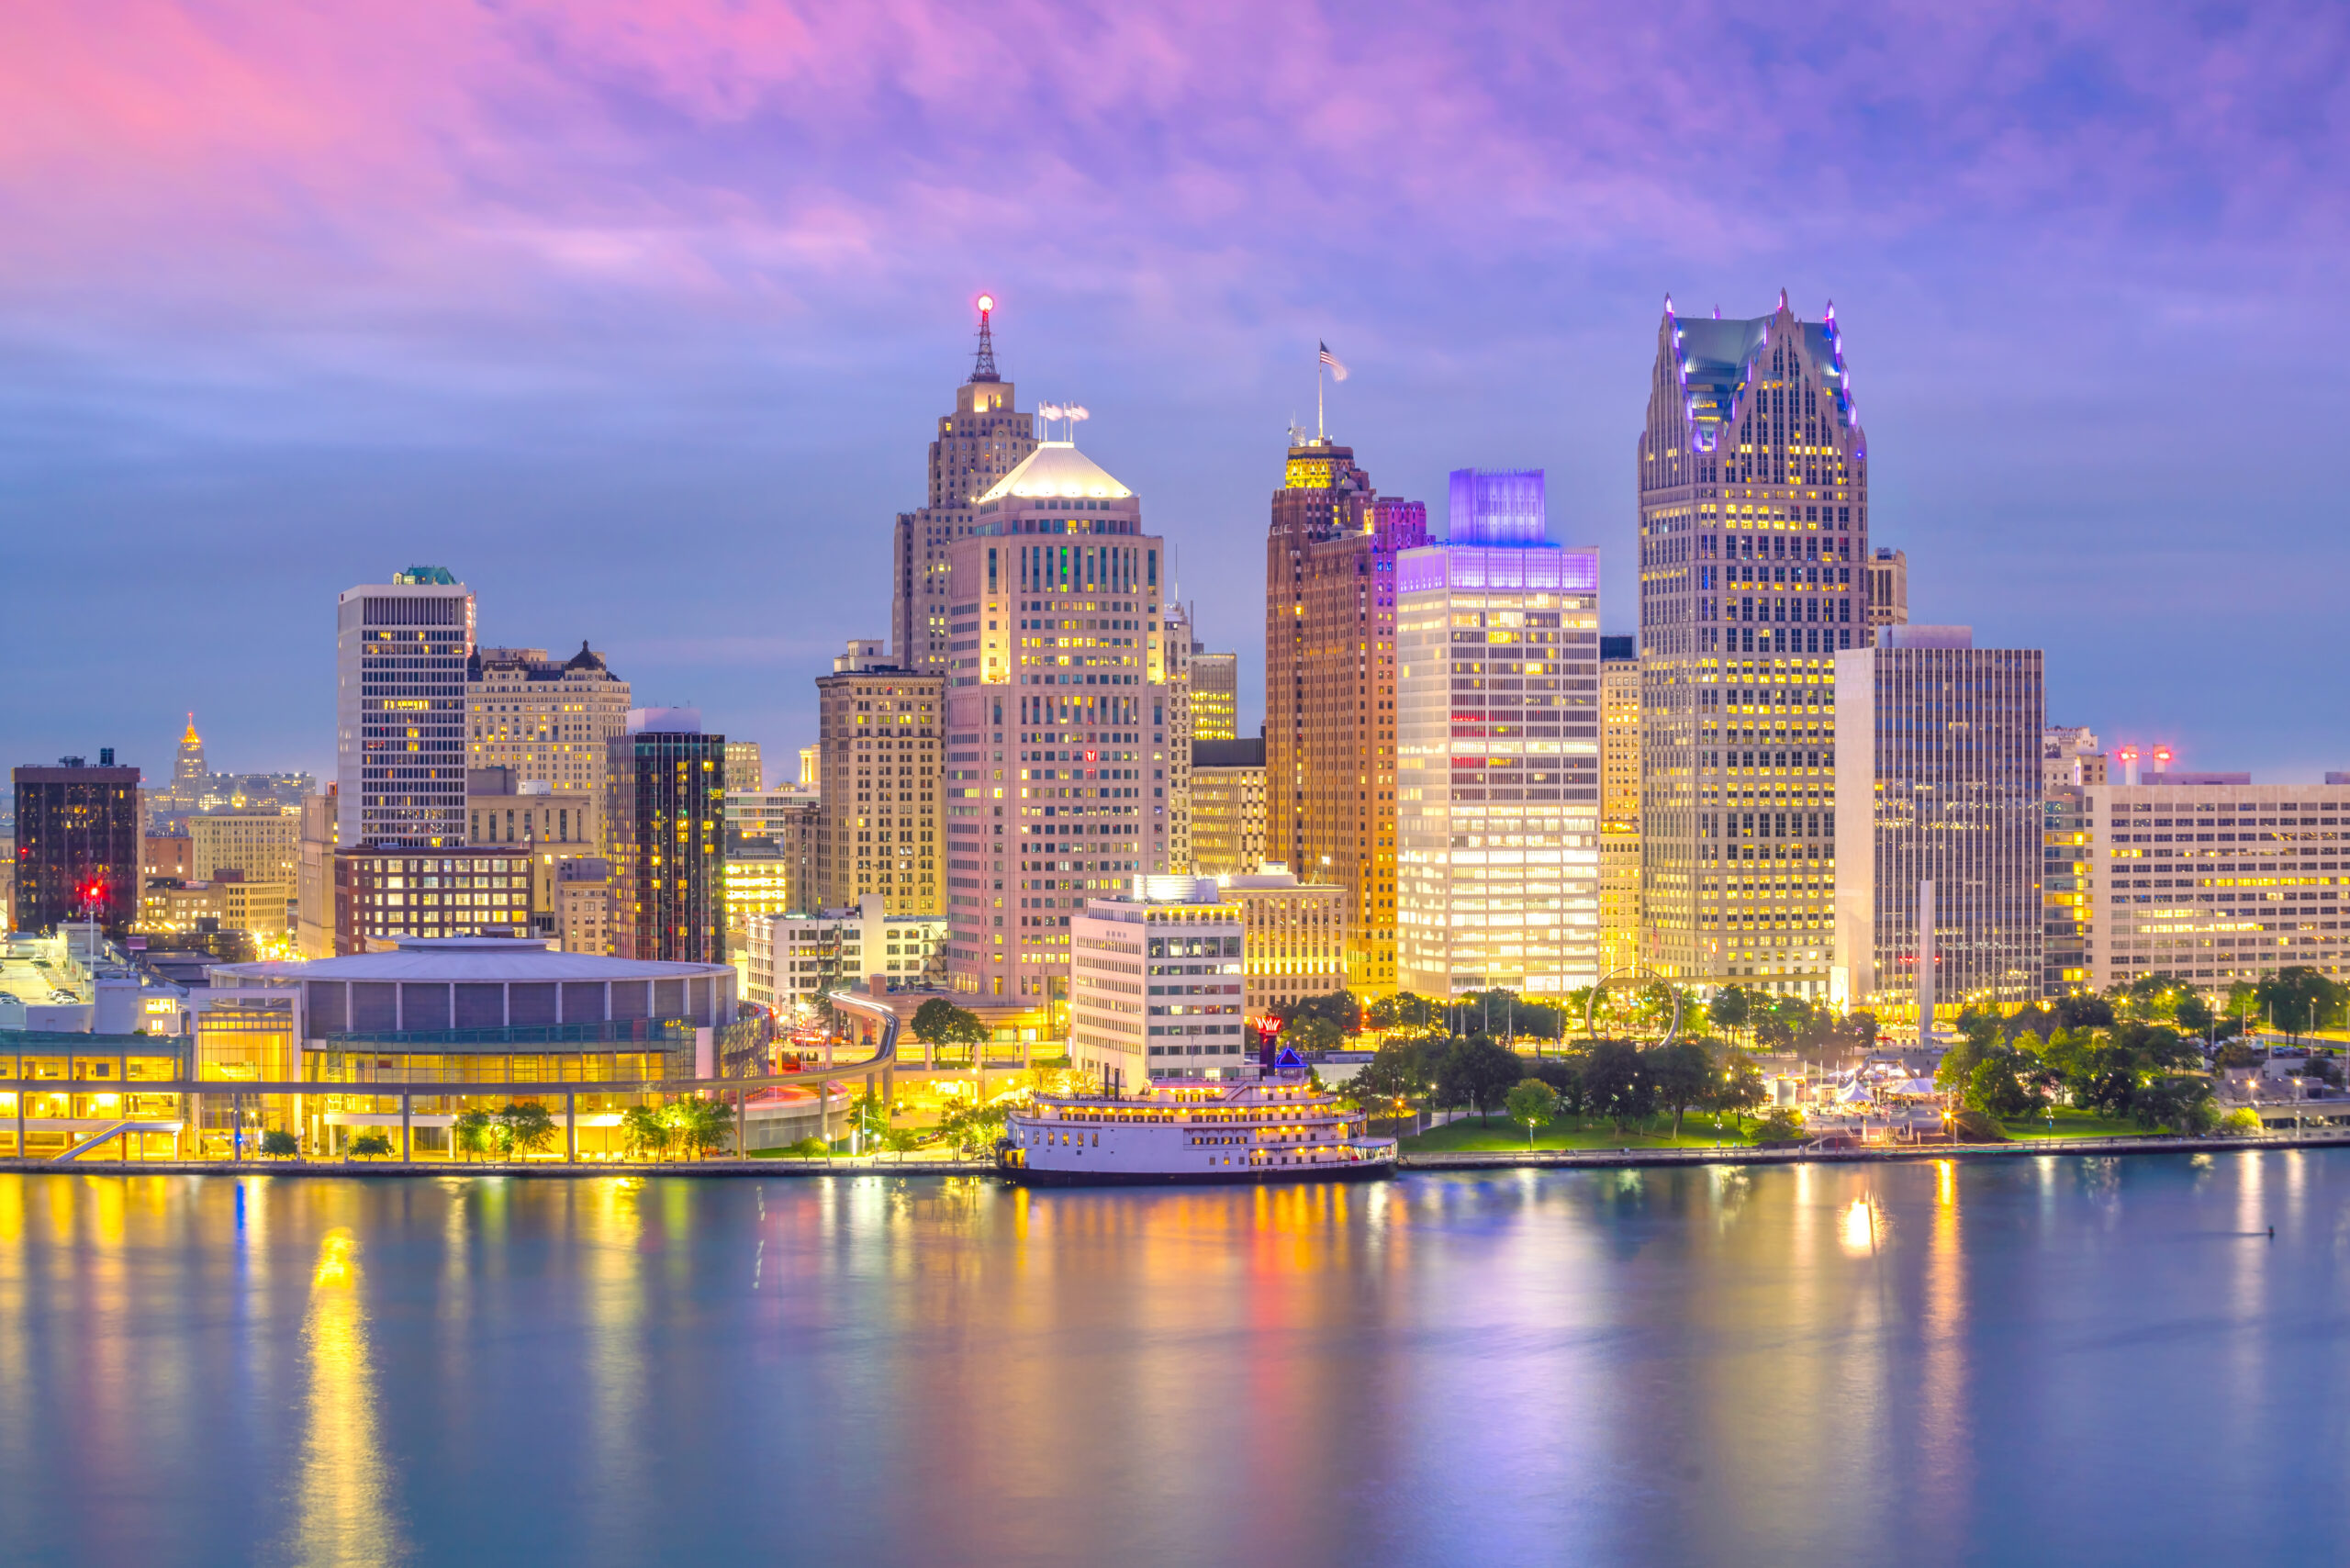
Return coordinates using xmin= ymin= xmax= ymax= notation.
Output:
xmin=284 ymin=1225 xmax=408 ymax=1567
xmin=0 ymin=1158 xmax=2345 ymax=1566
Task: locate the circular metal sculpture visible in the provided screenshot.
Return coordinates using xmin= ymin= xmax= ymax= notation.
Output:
xmin=1582 ymin=965 xmax=1684 ymax=1048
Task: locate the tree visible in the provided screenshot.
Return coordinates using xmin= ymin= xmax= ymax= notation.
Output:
xmin=349 ymin=1132 xmax=393 ymax=1159
xmin=911 ymin=998 xmax=989 ymax=1055
xmin=1352 ymin=1039 xmax=1436 ymax=1133
xmin=2054 ymin=992 xmax=2116 ymax=1029
xmin=2175 ymin=990 xmax=2217 ymax=1036
xmin=2219 ymin=1107 xmax=2263 ymax=1137
xmin=1646 ymin=1040 xmax=1714 ymax=1137
xmin=2256 ymin=967 xmax=2342 ymax=1037
xmin=1583 ymin=1040 xmax=1654 ymax=1132
xmin=453 ymin=1108 xmax=495 ymax=1161
xmin=621 ymin=1103 xmax=671 ymax=1160
xmin=663 ymin=1096 xmax=733 ymax=1159
xmin=1752 ymin=1107 xmax=1806 ymax=1144
xmin=498 ymin=1101 xmax=559 ymax=1159
xmin=1707 ymin=986 xmax=1751 ymax=1043
xmin=1284 ymin=1014 xmax=1347 ymax=1055
xmin=2132 ymin=1074 xmax=2218 ymax=1135
xmin=1709 ymin=1051 xmax=1768 ymax=1128
xmin=1281 ymin=990 xmax=1360 ymax=1034
xmin=1964 ymin=1054 xmax=2040 ymax=1119
xmin=1503 ymin=1079 xmax=1556 ymax=1149
xmin=1951 ymin=1107 xmax=2006 ymax=1143
xmin=260 ymin=1128 xmax=299 ymax=1159
xmin=1434 ymin=1037 xmax=1522 ymax=1123
xmin=1366 ymin=991 xmax=1440 ymax=1034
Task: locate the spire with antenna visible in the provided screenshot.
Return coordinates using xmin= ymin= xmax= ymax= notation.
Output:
xmin=971 ymin=292 xmax=1001 ymax=384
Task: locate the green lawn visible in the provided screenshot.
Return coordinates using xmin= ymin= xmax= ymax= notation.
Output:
xmin=1996 ymin=1108 xmax=2166 ymax=1141
xmin=1396 ymin=1114 xmax=1758 ymax=1154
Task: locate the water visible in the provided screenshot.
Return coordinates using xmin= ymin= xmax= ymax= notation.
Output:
xmin=2 ymin=1153 xmax=2346 ymax=1566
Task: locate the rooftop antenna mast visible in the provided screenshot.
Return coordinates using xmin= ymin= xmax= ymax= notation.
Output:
xmin=972 ymin=293 xmax=1000 ymax=383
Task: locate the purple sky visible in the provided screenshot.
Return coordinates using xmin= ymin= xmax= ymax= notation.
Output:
xmin=5 ymin=0 xmax=2347 ymax=789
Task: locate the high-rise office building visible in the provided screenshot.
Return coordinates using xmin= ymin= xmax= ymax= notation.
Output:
xmin=13 ymin=754 xmax=143 ymax=935
xmin=798 ymin=745 xmax=821 ymax=788
xmin=1637 ymin=296 xmax=1870 ymax=997
xmin=890 ymin=299 xmax=1040 ymax=672
xmin=724 ymin=742 xmax=764 ymax=793
xmin=1395 ymin=471 xmax=1603 ymax=997
xmin=2086 ymin=781 xmax=2348 ymax=989
xmin=1831 ymin=627 xmax=2044 ymax=1021
xmin=1191 ymin=737 xmax=1267 ymax=879
xmin=1865 ymin=546 xmax=1908 ymax=628
xmin=337 ymin=566 xmax=476 ymax=849
xmin=604 ymin=712 xmax=728 ymax=964
xmin=1264 ymin=436 xmax=1427 ymax=996
xmin=1190 ymin=651 xmax=1238 ymax=742
xmin=465 ymin=644 xmax=631 ymax=795
xmin=2043 ymin=782 xmax=2095 ymax=996
xmin=726 ymin=786 xmax=821 ymax=913
xmin=1599 ymin=634 xmax=1642 ymax=976
xmin=1164 ymin=600 xmax=1195 ymax=873
xmin=814 ymin=641 xmax=945 ymax=917
xmin=939 ymin=437 xmax=1170 ymax=1005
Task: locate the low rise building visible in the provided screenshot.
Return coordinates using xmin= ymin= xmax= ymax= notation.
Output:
xmin=333 ymin=847 xmax=535 ymax=953
xmin=2089 ymin=781 xmax=2349 ymax=989
xmin=1223 ymin=866 xmax=1346 ymax=1017
xmin=1070 ymin=876 xmax=1246 ymax=1091
xmin=556 ymin=857 xmax=613 ymax=955
xmin=744 ymin=894 xmax=947 ymax=1012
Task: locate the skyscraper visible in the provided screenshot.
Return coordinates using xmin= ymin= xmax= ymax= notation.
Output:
xmin=890 ymin=298 xmax=1040 ymax=672
xmin=605 ymin=712 xmax=728 ymax=963
xmin=13 ymin=754 xmax=142 ymax=935
xmin=1395 ymin=471 xmax=1603 ymax=996
xmin=337 ymin=566 xmax=476 ymax=849
xmin=1190 ymin=736 xmax=1267 ymax=879
xmin=1163 ymin=600 xmax=1195 ymax=873
xmin=1264 ymin=437 xmax=1427 ymax=996
xmin=939 ymin=436 xmax=1169 ymax=1005
xmin=813 ymin=641 xmax=944 ymax=915
xmin=1190 ymin=650 xmax=1238 ymax=742
xmin=465 ymin=644 xmax=631 ymax=795
xmin=1599 ymin=634 xmax=1642 ymax=975
xmin=1831 ymin=626 xmax=2043 ymax=1021
xmin=1637 ymin=295 xmax=1869 ymax=998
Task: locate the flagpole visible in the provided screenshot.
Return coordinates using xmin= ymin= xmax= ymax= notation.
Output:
xmin=1316 ymin=353 xmax=1325 ymax=441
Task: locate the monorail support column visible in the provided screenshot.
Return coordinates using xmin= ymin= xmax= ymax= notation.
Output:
xmin=566 ymin=1092 xmax=577 ymax=1163
xmin=401 ymin=1092 xmax=412 ymax=1164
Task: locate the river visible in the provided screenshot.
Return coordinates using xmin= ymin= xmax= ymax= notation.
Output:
xmin=1 ymin=1151 xmax=2344 ymax=1566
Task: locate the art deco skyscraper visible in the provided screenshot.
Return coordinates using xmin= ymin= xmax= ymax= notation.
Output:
xmin=1264 ymin=437 xmax=1426 ymax=996
xmin=890 ymin=298 xmax=1039 ymax=672
xmin=1637 ymin=294 xmax=1869 ymax=999
xmin=938 ymin=436 xmax=1168 ymax=1004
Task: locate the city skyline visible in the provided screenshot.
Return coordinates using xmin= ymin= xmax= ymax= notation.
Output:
xmin=7 ymin=4 xmax=2350 ymax=788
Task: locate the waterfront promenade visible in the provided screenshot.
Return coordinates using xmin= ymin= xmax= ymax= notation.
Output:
xmin=10 ymin=1126 xmax=2350 ymax=1178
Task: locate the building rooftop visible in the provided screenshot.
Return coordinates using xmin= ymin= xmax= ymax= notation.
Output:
xmin=212 ymin=936 xmax=730 ymax=985
xmin=977 ymin=441 xmax=1133 ymax=503
xmin=1192 ymin=738 xmax=1266 ymax=769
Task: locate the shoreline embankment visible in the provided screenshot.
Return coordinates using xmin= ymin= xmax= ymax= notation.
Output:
xmin=7 ymin=1129 xmax=2350 ymax=1180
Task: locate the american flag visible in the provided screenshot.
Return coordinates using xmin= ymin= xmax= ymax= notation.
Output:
xmin=1318 ymin=341 xmax=1348 ymax=381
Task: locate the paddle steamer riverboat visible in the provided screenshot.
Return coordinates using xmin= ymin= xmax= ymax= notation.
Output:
xmin=997 ymin=1057 xmax=1397 ymax=1186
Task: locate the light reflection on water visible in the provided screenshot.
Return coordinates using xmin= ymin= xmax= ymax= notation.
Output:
xmin=0 ymin=1154 xmax=2346 ymax=1566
